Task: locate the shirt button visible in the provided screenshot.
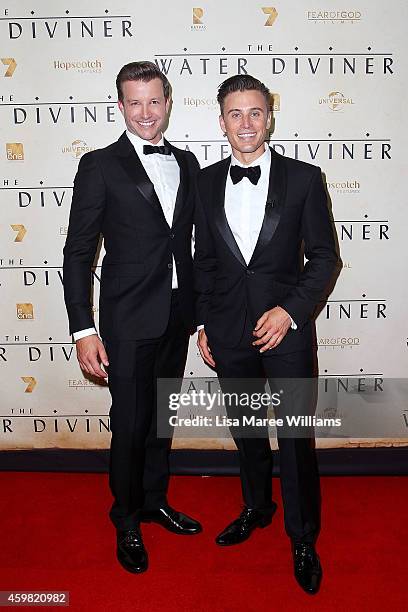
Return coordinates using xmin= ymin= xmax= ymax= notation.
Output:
xmin=168 ymin=263 xmax=173 ymax=269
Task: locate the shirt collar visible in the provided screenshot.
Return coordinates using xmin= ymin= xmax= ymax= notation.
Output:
xmin=231 ymin=143 xmax=270 ymax=170
xmin=126 ymin=130 xmax=164 ymax=156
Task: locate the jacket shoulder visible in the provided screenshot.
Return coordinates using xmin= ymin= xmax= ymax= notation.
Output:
xmin=272 ymin=147 xmax=321 ymax=178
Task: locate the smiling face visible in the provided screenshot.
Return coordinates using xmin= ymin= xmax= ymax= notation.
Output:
xmin=219 ymin=89 xmax=271 ymax=164
xmin=118 ymin=77 xmax=170 ymax=144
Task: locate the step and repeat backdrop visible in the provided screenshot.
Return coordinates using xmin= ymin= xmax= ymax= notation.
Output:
xmin=1 ymin=0 xmax=407 ymax=452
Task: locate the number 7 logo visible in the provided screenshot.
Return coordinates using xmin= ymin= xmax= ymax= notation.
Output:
xmin=2 ymin=57 xmax=17 ymax=77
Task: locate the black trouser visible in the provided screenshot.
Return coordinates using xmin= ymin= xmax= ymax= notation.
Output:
xmin=106 ymin=291 xmax=190 ymax=531
xmin=209 ymin=317 xmax=320 ymax=544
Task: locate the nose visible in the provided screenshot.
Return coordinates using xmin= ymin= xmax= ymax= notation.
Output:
xmin=241 ymin=113 xmax=253 ymax=129
xmin=140 ymin=103 xmax=151 ymax=118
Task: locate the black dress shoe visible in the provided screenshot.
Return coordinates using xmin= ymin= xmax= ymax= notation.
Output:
xmin=116 ymin=527 xmax=148 ymax=573
xmin=292 ymin=542 xmax=322 ymax=594
xmin=215 ymin=504 xmax=277 ymax=546
xmin=140 ymin=506 xmax=202 ymax=535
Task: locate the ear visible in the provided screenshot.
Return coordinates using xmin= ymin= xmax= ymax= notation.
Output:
xmin=219 ymin=113 xmax=226 ymax=135
xmin=118 ymin=99 xmax=124 ymax=116
xmin=266 ymin=110 xmax=272 ymax=129
xmin=165 ymin=97 xmax=171 ymax=113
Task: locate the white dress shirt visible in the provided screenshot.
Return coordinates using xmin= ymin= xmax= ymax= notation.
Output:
xmin=197 ymin=144 xmax=296 ymax=332
xmin=73 ymin=131 xmax=180 ymax=342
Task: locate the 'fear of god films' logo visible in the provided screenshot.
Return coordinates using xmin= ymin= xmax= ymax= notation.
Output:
xmin=192 ymin=8 xmax=206 ymax=30
xmin=62 ymin=139 xmax=96 ymax=159
xmin=319 ymin=91 xmax=355 ymax=111
xmin=1 ymin=57 xmax=17 ymax=76
xmin=17 ymin=303 xmax=34 ymax=320
xmin=307 ymin=10 xmax=362 ymax=24
xmin=262 ymin=7 xmax=278 ymax=26
xmin=6 ymin=143 xmax=24 ymax=160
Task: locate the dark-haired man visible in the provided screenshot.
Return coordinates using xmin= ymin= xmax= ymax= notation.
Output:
xmin=63 ymin=61 xmax=202 ymax=574
xmin=195 ymin=75 xmax=337 ymax=593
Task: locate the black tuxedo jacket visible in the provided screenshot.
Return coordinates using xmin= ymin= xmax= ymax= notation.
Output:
xmin=63 ymin=131 xmax=199 ymax=341
xmin=194 ymin=147 xmax=338 ymax=354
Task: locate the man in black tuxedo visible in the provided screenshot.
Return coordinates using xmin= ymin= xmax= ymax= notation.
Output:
xmin=195 ymin=75 xmax=337 ymax=594
xmin=63 ymin=62 xmax=202 ymax=574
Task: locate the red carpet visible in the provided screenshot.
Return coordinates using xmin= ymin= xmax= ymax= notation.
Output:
xmin=0 ymin=472 xmax=407 ymax=611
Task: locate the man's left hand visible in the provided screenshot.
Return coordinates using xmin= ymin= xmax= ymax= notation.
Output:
xmin=252 ymin=306 xmax=291 ymax=353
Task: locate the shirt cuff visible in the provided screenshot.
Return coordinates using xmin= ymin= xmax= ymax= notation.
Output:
xmin=289 ymin=316 xmax=297 ymax=330
xmin=73 ymin=327 xmax=97 ymax=342
xmin=197 ymin=325 xmax=205 ymax=332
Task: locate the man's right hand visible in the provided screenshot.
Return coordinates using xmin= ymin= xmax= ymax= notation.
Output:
xmin=197 ymin=329 xmax=215 ymax=368
xmin=76 ymin=334 xmax=109 ymax=379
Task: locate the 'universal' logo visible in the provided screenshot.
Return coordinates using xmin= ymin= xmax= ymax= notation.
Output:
xmin=319 ymin=91 xmax=354 ymax=111
xmin=62 ymin=139 xmax=96 ymax=159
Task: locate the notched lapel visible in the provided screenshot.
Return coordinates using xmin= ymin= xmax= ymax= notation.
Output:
xmin=249 ymin=147 xmax=287 ymax=265
xmin=167 ymin=141 xmax=188 ymax=227
xmin=115 ymin=132 xmax=167 ymax=222
xmin=213 ymin=158 xmax=247 ymax=268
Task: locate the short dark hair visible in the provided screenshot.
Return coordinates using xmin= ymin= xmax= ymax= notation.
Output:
xmin=116 ymin=61 xmax=171 ymax=102
xmin=217 ymin=74 xmax=271 ymax=114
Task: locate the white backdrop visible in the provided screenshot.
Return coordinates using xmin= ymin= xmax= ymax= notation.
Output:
xmin=1 ymin=0 xmax=407 ymax=451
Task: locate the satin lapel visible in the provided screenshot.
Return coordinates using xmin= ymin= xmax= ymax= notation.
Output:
xmin=167 ymin=140 xmax=187 ymax=227
xmin=213 ymin=157 xmax=247 ymax=268
xmin=249 ymin=147 xmax=287 ymax=265
xmin=115 ymin=132 xmax=167 ymax=223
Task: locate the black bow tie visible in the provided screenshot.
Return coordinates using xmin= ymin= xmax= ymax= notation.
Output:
xmin=143 ymin=144 xmax=171 ymax=156
xmin=230 ymin=164 xmax=261 ymax=185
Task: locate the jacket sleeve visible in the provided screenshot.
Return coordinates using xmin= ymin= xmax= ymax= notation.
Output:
xmin=279 ymin=166 xmax=338 ymax=329
xmin=193 ymin=176 xmax=218 ymax=327
xmin=63 ymin=152 xmax=106 ymax=334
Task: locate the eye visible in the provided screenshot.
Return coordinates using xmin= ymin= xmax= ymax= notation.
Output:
xmin=251 ymin=111 xmax=260 ymax=117
xmin=231 ymin=112 xmax=240 ymax=119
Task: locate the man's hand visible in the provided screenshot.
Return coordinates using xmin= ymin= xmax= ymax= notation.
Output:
xmin=76 ymin=334 xmax=109 ymax=378
xmin=252 ymin=306 xmax=291 ymax=353
xmin=197 ymin=329 xmax=215 ymax=368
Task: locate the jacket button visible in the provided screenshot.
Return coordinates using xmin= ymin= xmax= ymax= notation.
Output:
xmin=246 ymin=270 xmax=254 ymax=276
xmin=170 ymin=233 xmax=175 ymax=239
xmin=168 ymin=263 xmax=173 ymax=269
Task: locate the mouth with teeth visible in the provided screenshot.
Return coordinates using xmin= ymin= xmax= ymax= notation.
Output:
xmin=238 ymin=132 xmax=257 ymax=139
xmin=138 ymin=120 xmax=155 ymax=128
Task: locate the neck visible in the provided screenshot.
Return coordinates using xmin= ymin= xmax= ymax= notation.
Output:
xmin=232 ymin=143 xmax=266 ymax=165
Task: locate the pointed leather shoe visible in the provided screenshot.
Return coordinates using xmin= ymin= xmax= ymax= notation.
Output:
xmin=116 ymin=527 xmax=148 ymax=573
xmin=292 ymin=542 xmax=322 ymax=594
xmin=216 ymin=504 xmax=277 ymax=546
xmin=140 ymin=506 xmax=202 ymax=535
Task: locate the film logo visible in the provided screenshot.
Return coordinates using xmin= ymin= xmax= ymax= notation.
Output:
xmin=1 ymin=57 xmax=17 ymax=77
xmin=17 ymin=303 xmax=34 ymax=320
xmin=327 ymin=179 xmax=360 ymax=194
xmin=192 ymin=8 xmax=206 ymax=30
xmin=307 ymin=10 xmax=362 ymax=24
xmin=6 ymin=143 xmax=24 ymax=160
xmin=319 ymin=91 xmax=354 ymax=111
xmin=262 ymin=7 xmax=278 ymax=26
xmin=62 ymin=139 xmax=96 ymax=159
xmin=53 ymin=59 xmax=102 ymax=74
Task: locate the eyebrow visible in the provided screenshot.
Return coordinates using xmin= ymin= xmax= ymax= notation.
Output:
xmin=227 ymin=107 xmax=264 ymax=114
